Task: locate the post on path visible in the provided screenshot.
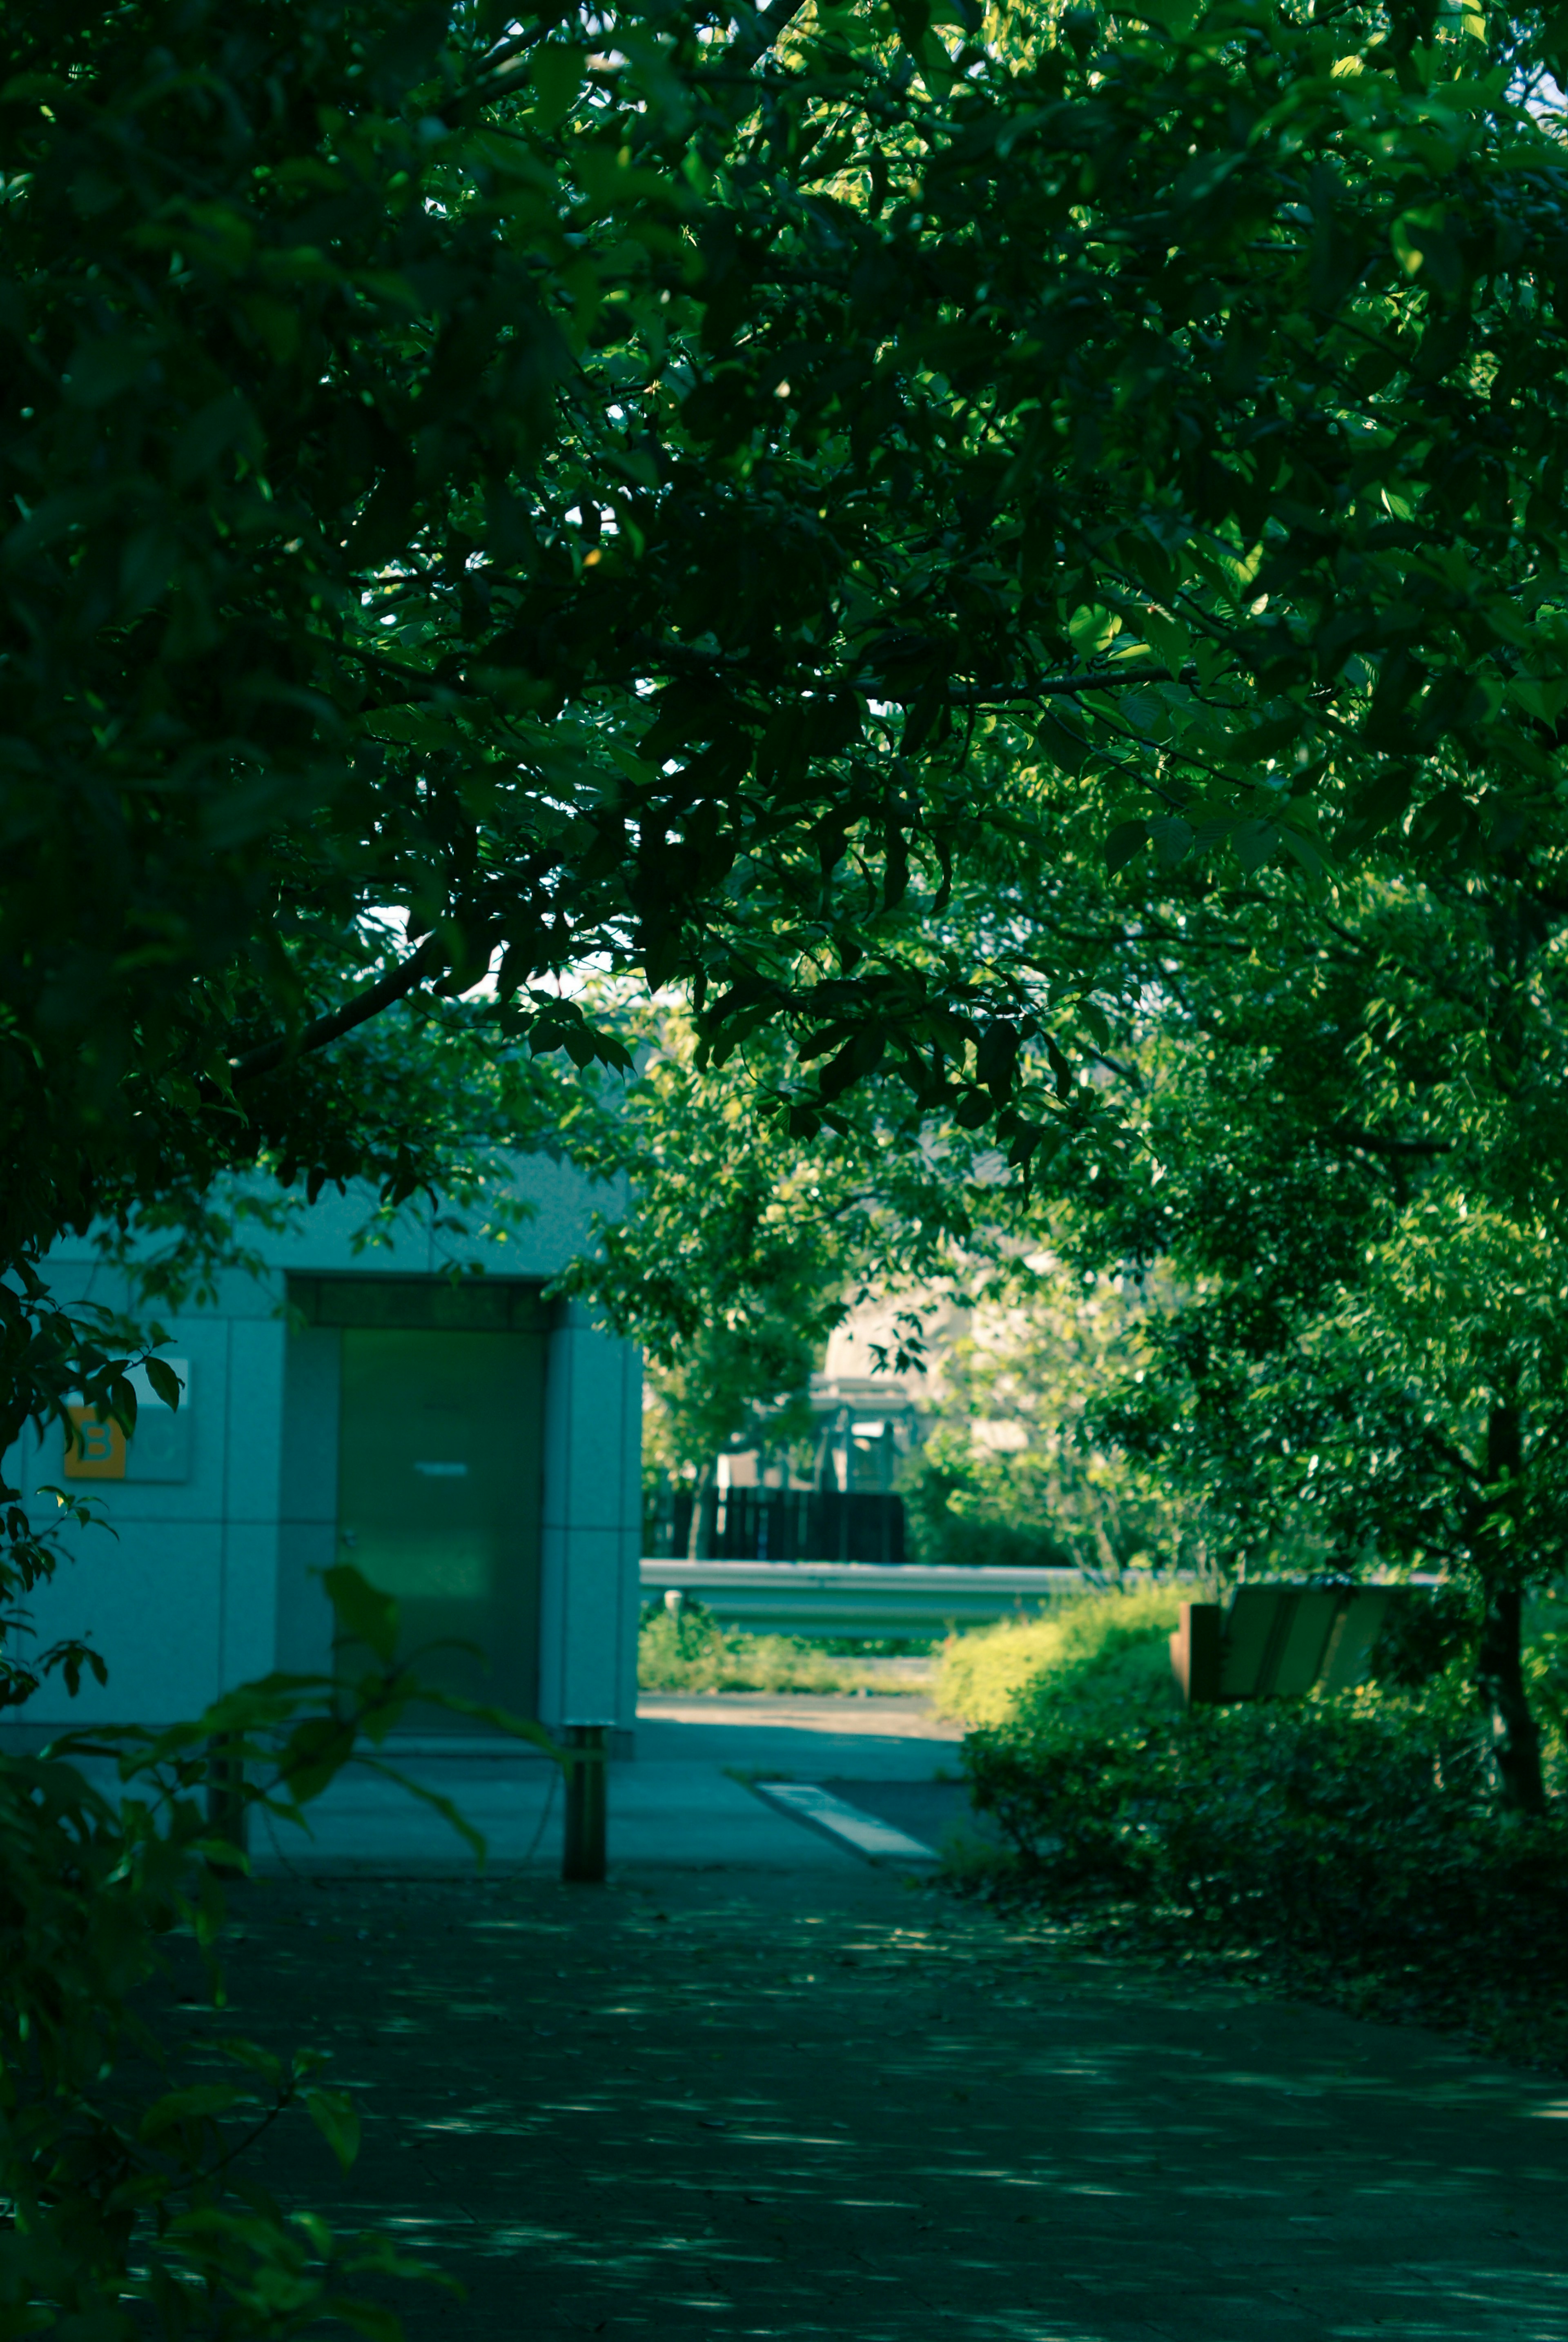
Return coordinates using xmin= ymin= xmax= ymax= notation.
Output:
xmin=562 ymin=1724 xmax=608 ymax=1882
xmin=206 ymin=1732 xmax=248 ymax=1872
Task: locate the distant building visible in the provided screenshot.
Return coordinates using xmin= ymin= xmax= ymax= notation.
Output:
xmin=651 ymin=1296 xmax=969 ymax=1563
xmin=2 ymin=1160 xmax=642 ymax=1753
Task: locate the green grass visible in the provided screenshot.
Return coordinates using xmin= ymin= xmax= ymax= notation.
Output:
xmin=933 ymin=1583 xmax=1184 ymax=1729
xmin=638 ymin=1603 xmax=880 ymax=1694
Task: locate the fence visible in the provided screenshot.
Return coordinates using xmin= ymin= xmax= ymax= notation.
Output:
xmin=655 ymin=1485 xmax=907 ymax=1565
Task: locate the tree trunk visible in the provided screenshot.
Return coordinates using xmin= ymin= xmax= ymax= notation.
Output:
xmin=686 ymin=1463 xmax=715 ymax=1561
xmin=1477 ymin=1405 xmax=1546 ymax=1815
xmin=1477 ymin=1587 xmax=1545 ymax=1814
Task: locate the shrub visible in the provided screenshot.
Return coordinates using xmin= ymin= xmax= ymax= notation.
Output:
xmin=950 ymin=1583 xmax=1568 ymax=2061
xmin=0 ymin=1565 xmax=517 ymax=2340
xmin=964 ymin=1675 xmax=1568 ymax=2059
xmin=934 ymin=1583 xmax=1183 ymax=1730
xmin=898 ymin=1434 xmax=1077 ymax=1571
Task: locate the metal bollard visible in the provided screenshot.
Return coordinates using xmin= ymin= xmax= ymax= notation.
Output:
xmin=206 ymin=1732 xmax=249 ymax=1872
xmin=561 ymin=1724 xmax=608 ymax=1883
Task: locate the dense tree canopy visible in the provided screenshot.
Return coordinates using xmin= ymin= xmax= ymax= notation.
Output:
xmin=10 ymin=0 xmax=1568 ymax=1302
xmin=7 ymin=0 xmax=1568 ymax=1748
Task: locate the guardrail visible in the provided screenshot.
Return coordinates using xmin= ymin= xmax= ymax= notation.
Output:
xmin=639 ymin=1559 xmax=1084 ymax=1638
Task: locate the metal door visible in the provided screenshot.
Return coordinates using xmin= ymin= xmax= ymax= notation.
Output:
xmin=336 ymin=1326 xmax=545 ymax=1721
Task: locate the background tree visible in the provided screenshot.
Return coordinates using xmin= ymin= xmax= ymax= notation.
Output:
xmin=1001 ymin=863 xmax=1568 ymax=1812
xmin=897 ymin=1256 xmax=1210 ymax=1576
xmin=540 ymin=999 xmax=1002 ymax=1544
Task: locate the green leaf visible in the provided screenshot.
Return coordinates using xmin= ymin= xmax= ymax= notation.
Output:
xmin=1036 ymin=710 xmax=1091 ymax=777
xmin=1069 ymin=604 xmax=1120 ymax=655
xmin=363 ymin=707 xmax=467 ymax=751
xmin=1149 ymin=816 xmax=1193 ymax=867
xmin=62 ymin=333 xmax=160 ymax=408
xmin=323 ymin=1566 xmax=400 ymax=1665
xmin=1277 ymin=822 xmax=1328 ymax=876
xmin=305 ymin=2088 xmax=362 ymax=2172
xmin=1139 ymin=608 xmax=1191 ymax=670
xmin=276 ymin=1714 xmax=358 ymax=1805
xmin=1231 ymin=818 xmax=1279 ymax=873
xmin=417 ymin=1692 xmax=565 ymax=1761
xmin=219 ymin=2037 xmax=283 ymax=2087
xmin=143 ymin=1355 xmax=184 ymax=1410
xmin=1077 ymin=999 xmax=1111 ymax=1051
xmin=142 ymin=2084 xmax=240 ymax=2139
xmin=1105 ymin=820 xmax=1148 ymax=874
xmin=530 ymin=43 xmax=587 ymax=127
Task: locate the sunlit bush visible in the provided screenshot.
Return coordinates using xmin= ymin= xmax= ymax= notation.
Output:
xmin=934 ymin=1583 xmax=1183 ymax=1730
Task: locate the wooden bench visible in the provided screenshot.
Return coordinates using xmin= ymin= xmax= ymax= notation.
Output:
xmin=1170 ymin=1583 xmax=1404 ymax=1709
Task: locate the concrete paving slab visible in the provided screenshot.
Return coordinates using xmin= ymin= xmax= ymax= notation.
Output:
xmin=822 ymin=1774 xmax=1003 ymax=1857
xmin=251 ymin=1753 xmax=564 ymax=1874
xmin=608 ymin=1760 xmax=865 ymax=1870
xmin=208 ymin=1865 xmax=1568 ymax=2342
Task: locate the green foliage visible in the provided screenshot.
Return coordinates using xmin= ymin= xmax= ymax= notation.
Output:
xmin=10 ymin=0 xmax=1568 ymax=1761
xmin=637 ymin=1601 xmax=877 ymax=1696
xmin=1524 ymin=1584 xmax=1568 ymax=1748
xmin=881 ymin=1246 xmax=1218 ymax=1574
xmin=900 ymin=1433 xmax=1079 ymax=1571
xmin=13 ymin=0 xmax=1568 ymax=1360
xmin=547 ymin=998 xmax=1007 ymax=1497
xmin=13 ymin=0 xmax=1568 ymax=2311
xmin=0 ymin=1568 xmax=559 ymax=2341
xmin=896 ymin=1262 xmax=1211 ymax=1574
xmin=1006 ymin=857 xmax=1568 ymax=1805
xmin=934 ymin=1586 xmax=1184 ymax=1730
xmin=965 ymin=1685 xmax=1568 ymax=2060
xmin=958 ymin=1585 xmax=1568 ymax=2057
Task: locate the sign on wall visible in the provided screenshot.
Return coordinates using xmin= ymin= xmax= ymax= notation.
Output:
xmin=63 ymin=1406 xmax=127 ymax=1479
xmin=62 ymin=1359 xmax=192 ymax=1483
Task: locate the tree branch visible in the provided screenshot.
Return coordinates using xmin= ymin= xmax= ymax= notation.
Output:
xmin=229 ymin=935 xmax=446 ymax=1086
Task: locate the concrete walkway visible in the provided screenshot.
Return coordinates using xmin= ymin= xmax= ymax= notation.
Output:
xmin=254 ymin=1694 xmax=968 ymax=1875
xmin=215 ymin=1864 xmax=1568 ymax=2342
xmin=205 ymin=1693 xmax=1568 ymax=2341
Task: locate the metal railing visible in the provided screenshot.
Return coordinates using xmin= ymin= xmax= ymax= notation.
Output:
xmin=639 ymin=1558 xmax=1084 ymax=1638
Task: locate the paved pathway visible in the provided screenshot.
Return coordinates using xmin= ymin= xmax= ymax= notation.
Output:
xmin=206 ymin=1696 xmax=1568 ymax=2340
xmin=254 ymin=1693 xmax=967 ymax=1874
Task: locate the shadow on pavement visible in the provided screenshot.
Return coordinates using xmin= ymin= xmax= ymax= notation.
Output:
xmin=205 ymin=1858 xmax=1568 ymax=2342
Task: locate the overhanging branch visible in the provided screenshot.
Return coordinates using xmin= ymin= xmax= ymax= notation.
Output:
xmin=230 ymin=935 xmax=446 ymax=1086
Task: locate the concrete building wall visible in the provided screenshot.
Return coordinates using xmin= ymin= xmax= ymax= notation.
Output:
xmin=1 ymin=1159 xmax=641 ymax=1746
xmin=537 ymin=1304 xmax=644 ymax=1732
